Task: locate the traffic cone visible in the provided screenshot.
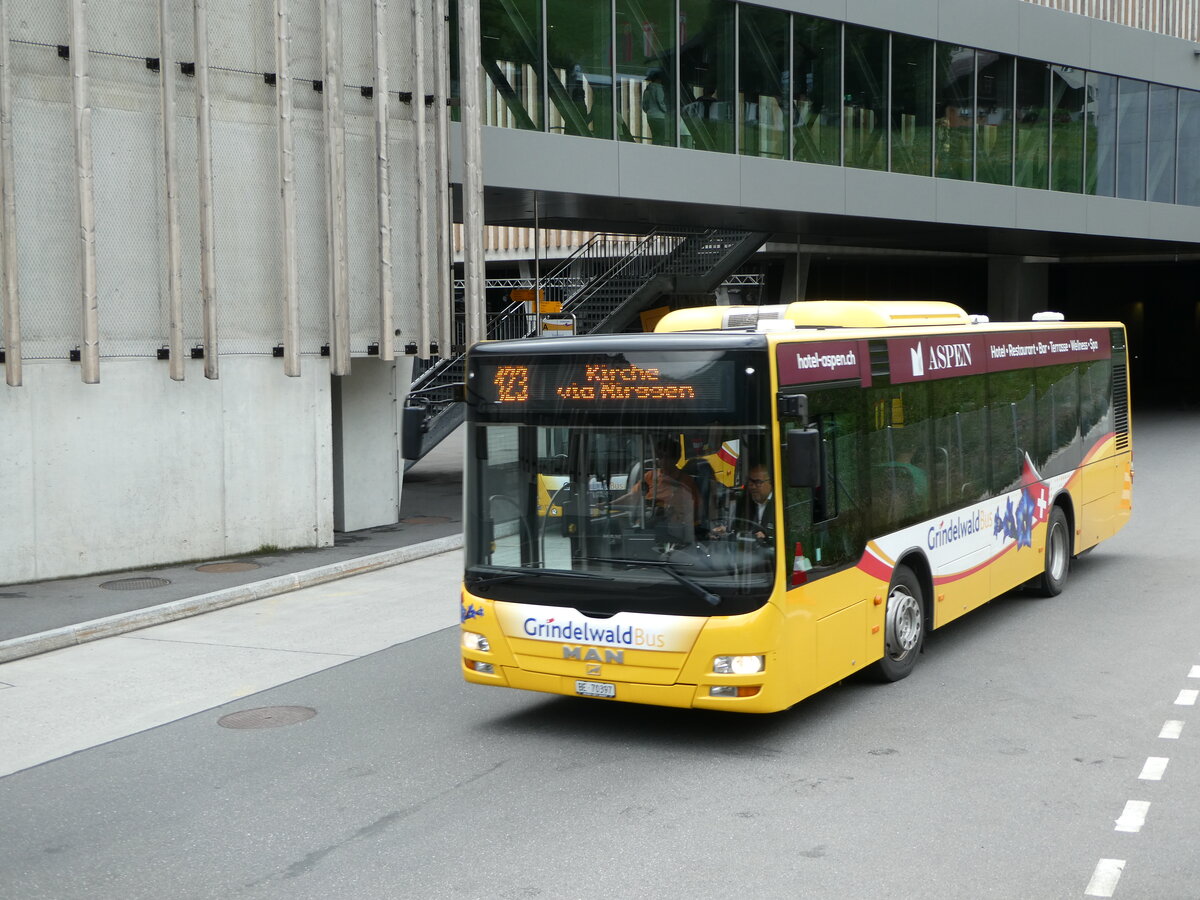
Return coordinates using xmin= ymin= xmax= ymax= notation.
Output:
xmin=792 ymin=542 xmax=810 ymax=587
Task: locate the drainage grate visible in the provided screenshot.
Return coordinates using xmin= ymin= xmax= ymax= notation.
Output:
xmin=218 ymin=706 xmax=317 ymax=730
xmin=195 ymin=561 xmax=262 ymax=574
xmin=401 ymin=515 xmax=451 ymax=525
xmin=99 ymin=577 xmax=171 ymax=591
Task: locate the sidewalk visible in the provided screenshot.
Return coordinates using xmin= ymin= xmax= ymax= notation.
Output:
xmin=0 ymin=428 xmax=465 ymax=662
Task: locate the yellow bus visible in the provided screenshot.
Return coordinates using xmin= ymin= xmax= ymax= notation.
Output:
xmin=458 ymin=301 xmax=1132 ymax=712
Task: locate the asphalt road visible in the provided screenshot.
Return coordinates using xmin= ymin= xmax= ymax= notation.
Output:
xmin=1 ymin=410 xmax=1198 ymax=899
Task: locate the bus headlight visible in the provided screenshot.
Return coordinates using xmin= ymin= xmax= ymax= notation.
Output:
xmin=462 ymin=631 xmax=490 ymax=652
xmin=713 ymin=655 xmax=765 ymax=675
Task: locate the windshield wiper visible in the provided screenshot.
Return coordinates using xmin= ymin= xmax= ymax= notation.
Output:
xmin=467 ymin=566 xmax=615 ymax=588
xmin=578 ymin=557 xmax=721 ymax=607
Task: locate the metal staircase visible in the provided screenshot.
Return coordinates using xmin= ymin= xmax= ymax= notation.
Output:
xmin=402 ymin=227 xmax=769 ymax=464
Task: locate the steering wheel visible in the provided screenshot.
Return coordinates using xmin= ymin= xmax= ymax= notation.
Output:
xmin=711 ymin=517 xmax=768 ymax=540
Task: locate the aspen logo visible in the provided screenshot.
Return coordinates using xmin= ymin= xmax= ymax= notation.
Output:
xmin=910 ymin=343 xmax=925 ymax=377
xmin=910 ymin=340 xmax=975 ymax=378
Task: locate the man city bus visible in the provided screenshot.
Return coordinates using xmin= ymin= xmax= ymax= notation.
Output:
xmin=452 ymin=301 xmax=1132 ymax=712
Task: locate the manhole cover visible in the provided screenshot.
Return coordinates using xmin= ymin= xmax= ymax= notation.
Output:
xmin=401 ymin=515 xmax=451 ymax=525
xmin=217 ymin=706 xmax=316 ymax=730
xmin=195 ymin=561 xmax=262 ymax=573
xmin=99 ymin=577 xmax=171 ymax=591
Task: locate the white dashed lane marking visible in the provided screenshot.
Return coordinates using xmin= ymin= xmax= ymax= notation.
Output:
xmin=1174 ymin=689 xmax=1198 ymax=705
xmin=1113 ymin=800 xmax=1151 ymax=833
xmin=1188 ymin=665 xmax=1200 ymax=678
xmin=1085 ymin=859 xmax=1126 ymax=898
xmin=1159 ymin=720 xmax=1184 ymax=739
xmin=1138 ymin=757 xmax=1170 ymax=781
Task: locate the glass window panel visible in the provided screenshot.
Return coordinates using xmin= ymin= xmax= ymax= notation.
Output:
xmin=935 ymin=45 xmax=975 ymax=181
xmin=1015 ymin=59 xmax=1049 ymax=189
xmin=867 ymin=383 xmax=932 ymax=532
xmin=930 ymin=376 xmax=989 ymax=508
xmin=792 ymin=15 xmax=841 ymax=166
xmin=844 ymin=25 xmax=888 ymax=171
xmin=616 ymin=0 xmax=677 ymax=146
xmin=976 ymin=52 xmax=1014 ymax=185
xmin=890 ymin=35 xmax=933 ymax=176
xmin=1036 ymin=365 xmax=1080 ymax=476
xmin=679 ymin=0 xmax=736 ymax=154
xmin=738 ymin=4 xmax=789 ymax=158
xmin=782 ymin=386 xmax=869 ymax=580
xmin=1116 ymin=77 xmax=1147 ymax=200
xmin=1148 ymin=83 xmax=1177 ymax=204
xmin=1086 ymin=71 xmax=1117 ymax=196
xmin=546 ymin=0 xmax=614 ymax=139
xmin=1079 ymin=359 xmax=1113 ymax=444
xmin=1050 ymin=65 xmax=1086 ymax=193
xmin=1179 ymin=90 xmax=1200 ymax=206
xmin=480 ymin=0 xmax=544 ymax=131
xmin=988 ymin=370 xmax=1036 ymax=494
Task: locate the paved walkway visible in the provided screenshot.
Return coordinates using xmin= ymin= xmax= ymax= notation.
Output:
xmin=0 ymin=427 xmax=465 ymax=654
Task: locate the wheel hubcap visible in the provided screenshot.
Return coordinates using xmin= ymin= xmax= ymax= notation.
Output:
xmin=886 ymin=586 xmax=922 ymax=659
xmin=1048 ymin=521 xmax=1067 ymax=581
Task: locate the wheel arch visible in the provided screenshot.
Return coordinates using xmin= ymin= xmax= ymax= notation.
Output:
xmin=1052 ymin=490 xmax=1076 ymax=557
xmin=894 ymin=550 xmax=934 ymax=633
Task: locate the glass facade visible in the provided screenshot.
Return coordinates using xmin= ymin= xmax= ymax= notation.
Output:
xmin=739 ymin=4 xmax=789 ymax=158
xmin=1117 ymin=78 xmax=1148 ymax=200
xmin=1086 ymin=72 xmax=1118 ymax=197
xmin=844 ymin=26 xmax=888 ymax=171
xmin=891 ymin=35 xmax=934 ymax=176
xmin=792 ymin=15 xmax=841 ymax=166
xmin=680 ymin=0 xmax=737 ymax=154
xmin=460 ymin=1 xmax=1200 ymax=209
xmin=1148 ymin=83 xmax=1177 ymax=204
xmin=546 ymin=0 xmax=614 ymax=139
xmin=1050 ymin=66 xmax=1086 ymax=193
xmin=976 ymin=53 xmax=1014 ymax=185
xmin=1015 ymin=59 xmax=1050 ymax=189
xmin=616 ymin=0 xmax=677 ymax=146
xmin=936 ymin=46 xmax=975 ymax=181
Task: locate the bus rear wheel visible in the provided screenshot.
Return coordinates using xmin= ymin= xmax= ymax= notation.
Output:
xmin=1037 ymin=506 xmax=1070 ymax=597
xmin=872 ymin=565 xmax=924 ymax=682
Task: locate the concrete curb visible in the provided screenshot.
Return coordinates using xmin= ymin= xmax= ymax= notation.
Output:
xmin=0 ymin=534 xmax=464 ymax=665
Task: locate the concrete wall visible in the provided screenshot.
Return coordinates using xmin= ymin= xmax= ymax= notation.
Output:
xmin=332 ymin=356 xmax=414 ymax=532
xmin=0 ymin=357 xmax=333 ymax=583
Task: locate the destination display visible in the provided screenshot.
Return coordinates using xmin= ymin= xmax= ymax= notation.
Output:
xmin=471 ymin=356 xmax=738 ymax=413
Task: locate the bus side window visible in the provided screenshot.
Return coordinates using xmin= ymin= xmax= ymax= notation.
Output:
xmin=781 ymin=387 xmax=868 ymax=576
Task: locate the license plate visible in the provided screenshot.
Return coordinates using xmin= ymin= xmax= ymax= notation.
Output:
xmin=575 ymin=680 xmax=616 ymax=699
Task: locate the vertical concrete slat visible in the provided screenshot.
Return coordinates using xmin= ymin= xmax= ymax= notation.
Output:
xmin=71 ymin=0 xmax=99 ymax=383
xmin=194 ymin=0 xmax=218 ymax=378
xmin=276 ymin=0 xmax=300 ymax=375
xmin=411 ymin=0 xmax=430 ymax=355
xmin=0 ymin=0 xmax=21 ymax=386
xmin=372 ymin=0 xmax=394 ymax=361
xmin=433 ymin=0 xmax=453 ymax=356
xmin=459 ymin=0 xmax=486 ymax=348
xmin=159 ymin=0 xmax=184 ymax=381
xmin=322 ymin=0 xmax=350 ymax=375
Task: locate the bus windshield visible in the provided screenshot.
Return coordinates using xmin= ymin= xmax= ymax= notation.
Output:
xmin=465 ymin=424 xmax=776 ymax=616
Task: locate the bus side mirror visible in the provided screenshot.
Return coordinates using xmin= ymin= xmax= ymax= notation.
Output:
xmin=786 ymin=428 xmax=821 ymax=489
xmin=401 ymin=405 xmax=428 ymax=460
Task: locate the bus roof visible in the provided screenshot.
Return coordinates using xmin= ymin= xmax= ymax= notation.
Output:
xmin=654 ymin=300 xmax=973 ymax=333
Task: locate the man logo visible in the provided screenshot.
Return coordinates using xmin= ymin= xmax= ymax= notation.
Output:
xmin=585 ymin=663 xmax=602 ymax=676
xmin=910 ymin=342 xmax=924 ymax=377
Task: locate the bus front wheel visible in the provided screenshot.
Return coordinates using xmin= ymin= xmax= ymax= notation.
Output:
xmin=1037 ymin=506 xmax=1070 ymax=597
xmin=873 ymin=565 xmax=924 ymax=682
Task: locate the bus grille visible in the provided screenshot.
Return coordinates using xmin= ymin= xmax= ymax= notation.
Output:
xmin=1112 ymin=359 xmax=1129 ymax=452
